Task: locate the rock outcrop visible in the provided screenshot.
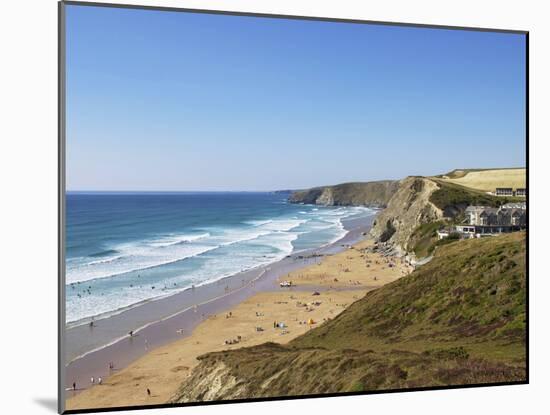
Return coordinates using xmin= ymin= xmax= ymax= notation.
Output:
xmin=369 ymin=177 xmax=443 ymax=252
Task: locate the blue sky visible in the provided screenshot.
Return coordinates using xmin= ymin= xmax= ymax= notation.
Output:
xmin=66 ymin=5 xmax=526 ymax=191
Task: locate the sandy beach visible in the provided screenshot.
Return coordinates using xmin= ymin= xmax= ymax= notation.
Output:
xmin=66 ymin=237 xmax=411 ymax=410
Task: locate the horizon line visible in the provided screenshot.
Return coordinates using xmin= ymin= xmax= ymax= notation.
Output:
xmin=66 ymin=189 xmax=296 ymax=193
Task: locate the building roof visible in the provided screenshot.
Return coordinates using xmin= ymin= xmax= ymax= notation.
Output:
xmin=465 ymin=206 xmax=490 ymax=212
xmin=465 ymin=206 xmax=499 ymax=214
xmin=502 ymin=202 xmax=527 ymax=209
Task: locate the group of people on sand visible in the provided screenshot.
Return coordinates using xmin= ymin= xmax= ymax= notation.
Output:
xmin=70 ymin=330 xmax=146 ymax=394
xmin=71 ymin=382 xmax=153 ymax=399
xmin=71 ymin=360 xmax=160 ymax=399
xmin=70 ymin=359 xmax=118 ymax=392
xmin=70 ymin=376 xmax=102 ymax=392
xmin=90 ymin=376 xmax=102 ymax=385
xmin=224 ymin=335 xmax=242 ymax=345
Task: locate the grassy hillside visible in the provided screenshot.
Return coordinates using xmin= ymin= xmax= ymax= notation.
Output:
xmin=438 ymin=168 xmax=526 ymax=192
xmin=293 ymin=232 xmax=525 ymax=351
xmin=173 ymin=232 xmax=526 ymax=401
xmin=408 ymin=220 xmax=448 ymax=258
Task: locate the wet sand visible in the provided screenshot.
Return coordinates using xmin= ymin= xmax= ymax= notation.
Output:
xmin=66 ymin=234 xmax=412 ymax=410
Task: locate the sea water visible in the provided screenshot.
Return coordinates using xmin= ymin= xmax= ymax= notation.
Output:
xmin=65 ymin=192 xmax=375 ymax=323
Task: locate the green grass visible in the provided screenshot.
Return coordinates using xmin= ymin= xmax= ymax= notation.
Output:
xmin=293 ymin=232 xmax=525 ymax=351
xmin=408 ymin=221 xmax=446 ymax=257
xmin=173 ymin=232 xmax=526 ymax=401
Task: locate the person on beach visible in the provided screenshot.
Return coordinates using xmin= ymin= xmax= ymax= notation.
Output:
xmin=147 ymin=388 xmax=151 ymax=397
xmin=72 ymin=382 xmax=76 ymax=391
xmin=98 ymin=377 xmax=102 ymax=385
xmin=129 ymin=330 xmax=134 ymax=337
xmin=90 ymin=377 xmax=94 ymax=384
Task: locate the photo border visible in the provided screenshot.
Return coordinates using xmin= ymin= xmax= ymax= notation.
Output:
xmin=58 ymin=1 xmax=529 ymax=413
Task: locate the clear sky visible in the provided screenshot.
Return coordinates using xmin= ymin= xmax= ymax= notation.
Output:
xmin=65 ymin=5 xmax=526 ymax=191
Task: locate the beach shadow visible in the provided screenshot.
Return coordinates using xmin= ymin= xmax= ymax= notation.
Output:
xmin=34 ymin=397 xmax=57 ymax=412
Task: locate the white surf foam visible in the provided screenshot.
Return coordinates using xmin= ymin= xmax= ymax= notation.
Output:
xmin=147 ymin=232 xmax=211 ymax=247
xmin=65 ymin=206 xmax=374 ymax=322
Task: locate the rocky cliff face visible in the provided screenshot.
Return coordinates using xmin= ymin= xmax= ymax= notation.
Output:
xmin=289 ymin=177 xmax=443 ymax=253
xmin=288 ymin=180 xmax=399 ymax=207
xmin=369 ymin=177 xmax=443 ymax=252
xmin=172 ymin=360 xmax=244 ymax=402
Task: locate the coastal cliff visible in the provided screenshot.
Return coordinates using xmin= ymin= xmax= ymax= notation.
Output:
xmin=368 ymin=176 xmax=515 ymax=255
xmin=369 ymin=177 xmax=443 ymax=253
xmin=288 ymin=176 xmax=511 ymax=258
xmin=289 ymin=176 xmax=510 ymax=256
xmin=171 ymin=232 xmax=526 ymax=402
xmin=288 ymin=180 xmax=399 ymax=207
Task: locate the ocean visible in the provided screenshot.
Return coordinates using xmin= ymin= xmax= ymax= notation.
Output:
xmin=65 ymin=192 xmax=375 ymax=324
